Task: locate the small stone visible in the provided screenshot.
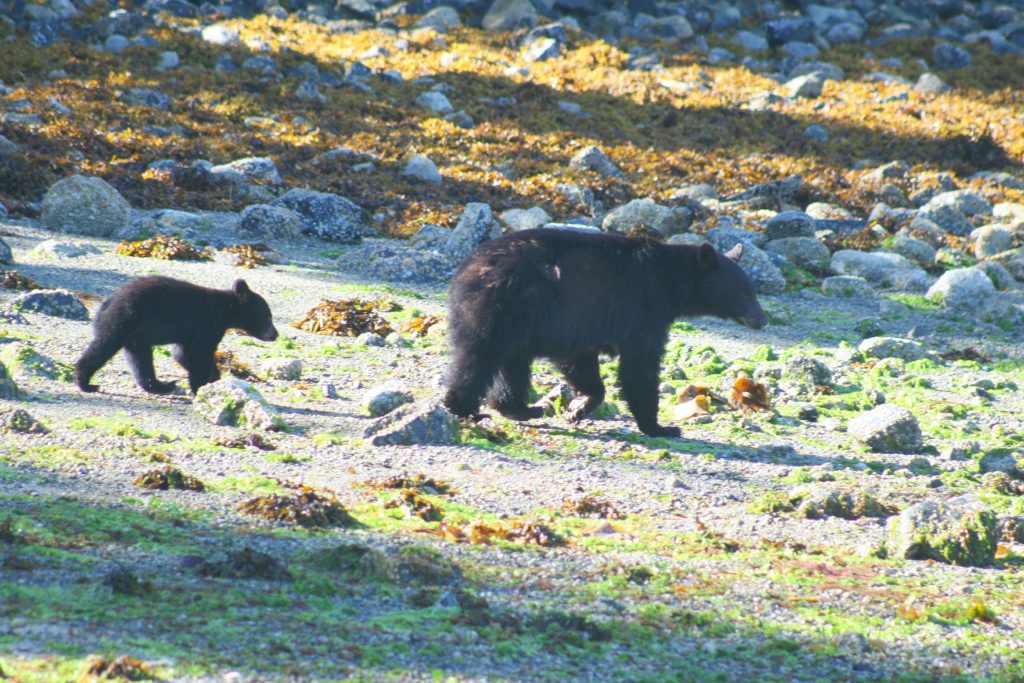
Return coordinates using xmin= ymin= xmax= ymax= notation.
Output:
xmin=821 ymin=276 xmax=876 ymax=298
xmin=261 ymin=357 xmax=302 ymax=381
xmin=786 ymin=72 xmax=825 ymax=98
xmin=570 ymin=145 xmax=623 ymax=179
xmin=209 ymin=156 xmax=281 ymax=186
xmin=365 ymin=381 xmax=414 ymax=417
xmin=415 ymin=6 xmax=461 ymax=33
xmin=858 ymin=337 xmax=927 ymax=362
xmin=914 ymin=72 xmax=950 ymax=95
xmin=972 ymin=225 xmax=1013 ymax=260
xmin=500 ymin=206 xmax=551 ymax=231
xmin=0 ymin=362 xmax=19 ymax=399
xmin=847 ymin=404 xmax=922 ymax=454
xmin=523 ymin=37 xmax=561 ymax=63
xmin=601 ymin=198 xmax=687 ymax=236
xmin=482 ymin=0 xmax=536 ymax=32
xmin=357 ymin=332 xmax=386 ymax=347
xmin=202 ymin=24 xmax=241 ymax=46
xmin=415 ymin=91 xmax=454 ymax=115
xmin=401 ymin=154 xmax=442 ymax=185
xmin=797 ymin=403 xmax=818 ymax=421
xmin=932 ymin=43 xmax=972 ymax=70
xmin=763 ymin=237 xmax=830 ymax=270
xmin=156 ymin=50 xmax=179 ymax=71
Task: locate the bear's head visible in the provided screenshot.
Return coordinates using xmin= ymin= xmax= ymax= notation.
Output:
xmin=694 ymin=243 xmax=768 ymax=330
xmin=232 ymin=279 xmax=279 ymax=341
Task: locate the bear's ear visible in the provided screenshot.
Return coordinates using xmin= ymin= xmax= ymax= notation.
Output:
xmin=697 ymin=243 xmax=719 ymax=271
xmin=232 ymin=279 xmax=251 ymax=298
xmin=724 ymin=242 xmax=744 ymax=262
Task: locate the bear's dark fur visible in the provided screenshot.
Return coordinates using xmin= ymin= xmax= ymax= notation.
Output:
xmin=75 ymin=277 xmax=278 ymax=395
xmin=443 ymin=229 xmax=767 ymax=437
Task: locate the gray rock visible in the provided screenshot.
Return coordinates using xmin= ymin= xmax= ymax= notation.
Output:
xmin=271 ymin=189 xmax=369 ymax=244
xmin=29 ymin=239 xmax=102 ymax=259
xmin=976 ymin=261 xmax=1016 ymax=291
xmin=914 ymin=72 xmax=950 ymax=94
xmin=9 ymin=289 xmax=88 ymax=320
xmin=0 ymin=362 xmax=18 ymax=400
xmin=338 ymin=243 xmax=454 ymax=283
xmin=0 ymin=238 xmax=11 ymax=264
xmin=972 ymin=225 xmax=1013 ymax=260
xmin=364 ymin=400 xmax=459 ymax=446
xmin=121 ymin=88 xmax=171 ymax=110
xmin=570 ymin=145 xmax=623 ymax=179
xmin=41 ymin=175 xmax=130 ymax=237
xmin=765 ymin=211 xmax=816 ymax=240
xmin=804 ymin=124 xmax=829 ymax=142
xmin=156 ymin=50 xmax=179 ymax=71
xmin=706 ymin=223 xmax=768 ymax=249
xmin=415 ymin=6 xmax=461 ymax=33
xmin=416 ymin=91 xmax=454 ymax=115
xmin=979 ymin=450 xmax=1024 ymax=478
xmin=365 ymin=381 xmax=415 ymax=417
xmin=890 ymin=234 xmax=936 ymax=267
xmin=886 ymin=494 xmax=997 ymax=566
xmin=104 ymin=34 xmax=128 ymax=53
xmin=209 ymin=157 xmax=281 ymax=186
xmin=725 ymin=175 xmax=802 ymax=203
xmin=500 ymin=206 xmax=551 ymax=231
xmin=294 ymin=80 xmax=325 ymax=102
xmin=445 ymin=202 xmax=503 ymax=263
xmin=733 ymin=30 xmax=768 ymax=52
xmin=763 ymin=237 xmax=830 ymax=270
xmin=821 ymin=275 xmax=876 ymax=298
xmin=764 ymin=17 xmax=815 ymax=47
xmin=482 ymin=0 xmax=536 ymax=32
xmin=928 ymin=189 xmax=992 ymax=217
xmin=706 ymin=233 xmax=785 ymax=294
xmin=238 ymin=204 xmax=305 ymax=240
xmin=523 ymin=37 xmax=561 ymax=62
xmin=847 ymin=404 xmax=922 ymax=453
xmin=858 ymin=337 xmax=927 ymax=362
xmin=261 ymin=357 xmax=302 ymax=381
xmin=0 ymin=134 xmax=18 ymax=157
xmin=933 ymin=43 xmax=972 ymax=69
xmin=401 ymin=154 xmax=443 ymax=185
xmin=357 ymin=332 xmax=386 ymax=347
xmin=825 ymin=21 xmax=865 ymax=43
xmin=193 ymin=378 xmax=284 ymax=430
xmin=201 ymin=23 xmax=241 ymax=46
xmin=786 ymin=72 xmax=826 ymax=98
xmin=782 ymin=355 xmax=832 ymax=387
xmin=0 ymin=343 xmax=73 ymax=382
xmin=0 ymin=407 xmax=45 ymax=433
xmin=601 ymin=198 xmax=686 ymax=236
xmin=926 ymin=267 xmax=995 ymax=309
xmin=831 ymin=250 xmax=929 ymax=291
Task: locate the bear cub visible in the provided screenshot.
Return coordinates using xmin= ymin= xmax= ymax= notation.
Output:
xmin=443 ymin=228 xmax=767 ymax=437
xmin=76 ymin=276 xmax=278 ymax=395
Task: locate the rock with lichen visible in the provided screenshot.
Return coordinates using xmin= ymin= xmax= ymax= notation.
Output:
xmin=41 ymin=175 xmax=130 ymax=237
xmin=193 ymin=378 xmax=285 ymax=431
xmin=885 ymin=494 xmax=997 ymax=567
xmin=364 ymin=400 xmax=459 ymax=446
xmin=8 ymin=289 xmax=89 ymax=320
xmin=847 ymin=404 xmax=922 ymax=453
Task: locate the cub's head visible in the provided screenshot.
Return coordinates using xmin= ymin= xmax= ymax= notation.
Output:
xmin=232 ymin=279 xmax=279 ymax=341
xmin=695 ymin=243 xmax=768 ymax=330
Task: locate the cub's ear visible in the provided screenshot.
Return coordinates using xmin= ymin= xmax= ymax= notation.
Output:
xmin=697 ymin=243 xmax=719 ymax=271
xmin=232 ymin=279 xmax=251 ymax=297
xmin=724 ymin=242 xmax=744 ymax=262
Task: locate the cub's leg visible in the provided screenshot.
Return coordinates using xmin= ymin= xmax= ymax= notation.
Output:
xmin=488 ymin=354 xmax=543 ymax=421
xmin=618 ymin=347 xmax=679 ymax=438
xmin=180 ymin=340 xmax=221 ymax=394
xmin=75 ymin=337 xmax=122 ymax=393
xmin=444 ymin=345 xmax=503 ymax=418
xmin=124 ymin=343 xmax=177 ymax=394
xmin=556 ymin=351 xmax=607 ymax=422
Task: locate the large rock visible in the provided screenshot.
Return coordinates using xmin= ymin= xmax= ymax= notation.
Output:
xmin=886 ymin=494 xmax=997 ymax=567
xmin=764 ymin=211 xmax=816 ymax=240
xmin=601 ymin=198 xmax=686 ymax=236
xmin=401 ymin=154 xmax=443 ymax=185
xmin=706 ymin=230 xmax=785 ymax=294
xmin=416 ymin=91 xmax=454 ymax=115
xmin=209 ymin=156 xmax=280 ymax=186
xmin=482 ymin=0 xmax=537 ymax=31
xmin=363 ymin=401 xmax=459 ymax=446
xmin=763 ymin=237 xmax=830 ymax=270
xmin=972 ymin=225 xmax=1013 ymax=260
xmin=830 ymin=250 xmax=929 ymax=291
xmin=847 ymin=404 xmax=922 ymax=453
xmin=193 ymin=378 xmax=284 ymax=430
xmin=570 ymin=145 xmax=623 ymax=179
xmin=337 ymin=243 xmax=454 ymax=283
xmin=821 ymin=275 xmax=876 ymax=298
xmin=271 ymin=189 xmax=368 ymax=244
xmin=416 ymin=7 xmax=462 ymax=32
xmin=858 ymin=337 xmax=927 ymax=362
xmin=926 ymin=267 xmax=995 ymax=309
xmin=0 ymin=362 xmax=19 ymax=399
xmin=500 ymin=206 xmax=551 ymax=231
xmin=9 ymin=289 xmax=89 ymax=320
xmin=0 ymin=344 xmax=73 ymax=382
xmin=237 ymin=204 xmax=305 ymax=240
xmin=444 ymin=202 xmax=503 ymax=263
xmin=41 ymin=175 xmax=130 ymax=237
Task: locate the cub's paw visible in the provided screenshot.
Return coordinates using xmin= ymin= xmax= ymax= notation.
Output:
xmin=496 ymin=406 xmax=544 ymax=421
xmin=145 ymin=380 xmax=178 ymax=395
xmin=79 ymin=383 xmax=100 ymax=393
xmin=564 ymin=396 xmax=598 ymax=423
xmin=639 ymin=424 xmax=681 ymax=439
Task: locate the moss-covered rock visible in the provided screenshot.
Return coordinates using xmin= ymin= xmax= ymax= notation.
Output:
xmin=795 ymin=487 xmax=897 ymax=520
xmin=885 ymin=494 xmax=997 ymax=567
xmin=0 ymin=361 xmax=18 ymax=399
xmin=0 ymin=344 xmax=74 ymax=382
xmin=192 ymin=378 xmax=285 ymax=430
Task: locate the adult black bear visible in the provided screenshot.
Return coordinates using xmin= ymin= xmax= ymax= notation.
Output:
xmin=443 ymin=229 xmax=767 ymax=437
xmin=76 ymin=277 xmax=278 ymax=395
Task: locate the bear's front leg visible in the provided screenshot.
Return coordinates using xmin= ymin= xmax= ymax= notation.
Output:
xmin=618 ymin=348 xmax=680 ymax=438
xmin=488 ymin=354 xmax=543 ymax=421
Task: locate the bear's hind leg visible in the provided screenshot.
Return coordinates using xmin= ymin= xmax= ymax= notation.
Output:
xmin=556 ymin=351 xmax=606 ymax=423
xmin=618 ymin=347 xmax=679 ymax=438
xmin=75 ymin=337 xmax=122 ymax=393
xmin=488 ymin=355 xmax=543 ymax=421
xmin=124 ymin=343 xmax=177 ymax=394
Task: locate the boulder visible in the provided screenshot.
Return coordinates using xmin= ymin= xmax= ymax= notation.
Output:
xmin=41 ymin=175 xmax=130 ymax=237
xmin=926 ymin=267 xmax=995 ymax=309
xmin=886 ymin=494 xmax=997 ymax=566
xmin=601 ymin=198 xmax=686 ymax=236
xmin=8 ymin=289 xmax=89 ymax=320
xmin=858 ymin=337 xmax=927 ymax=362
xmin=363 ymin=400 xmax=459 ymax=446
xmin=570 ymin=145 xmax=623 ymax=179
xmin=271 ymin=189 xmax=368 ymax=243
xmin=401 ymin=154 xmax=443 ymax=185
xmin=238 ymin=204 xmax=305 ymax=240
xmin=847 ymin=404 xmax=922 ymax=453
xmin=193 ymin=378 xmax=285 ymax=430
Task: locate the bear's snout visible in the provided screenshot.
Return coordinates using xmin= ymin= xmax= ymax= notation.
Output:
xmin=259 ymin=325 xmax=279 ymax=341
xmin=738 ymin=311 xmax=768 ymax=330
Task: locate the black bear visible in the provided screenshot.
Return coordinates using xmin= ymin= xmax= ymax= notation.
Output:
xmin=443 ymin=228 xmax=767 ymax=437
xmin=76 ymin=277 xmax=278 ymax=395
